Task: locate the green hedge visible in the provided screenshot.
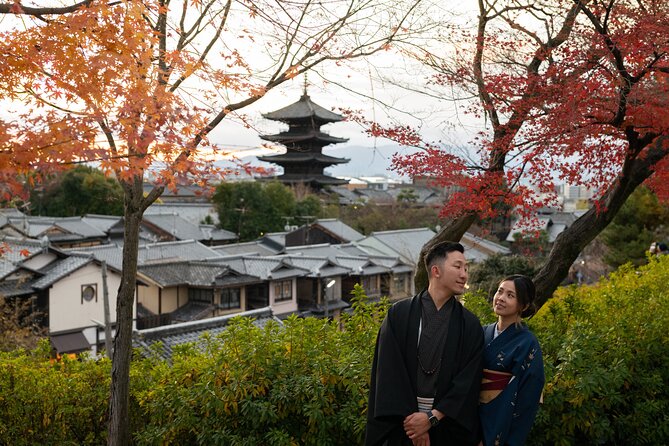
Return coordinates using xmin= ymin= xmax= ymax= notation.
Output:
xmin=1 ymin=264 xmax=668 ymax=445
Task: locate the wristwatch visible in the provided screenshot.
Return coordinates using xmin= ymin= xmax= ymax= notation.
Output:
xmin=428 ymin=411 xmax=440 ymax=428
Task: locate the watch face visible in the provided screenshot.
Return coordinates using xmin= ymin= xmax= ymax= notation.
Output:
xmin=429 ymin=415 xmax=439 ymax=427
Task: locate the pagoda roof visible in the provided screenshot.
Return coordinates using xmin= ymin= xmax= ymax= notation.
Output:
xmin=257 ymin=152 xmax=350 ymax=165
xmin=262 ymin=94 xmax=344 ymax=123
xmin=263 ymin=173 xmax=349 ymax=186
xmin=260 ymin=129 xmax=348 ymax=145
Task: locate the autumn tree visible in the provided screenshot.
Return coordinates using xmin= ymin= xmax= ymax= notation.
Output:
xmin=0 ymin=0 xmax=426 ymax=443
xmin=355 ymin=0 xmax=669 ymax=309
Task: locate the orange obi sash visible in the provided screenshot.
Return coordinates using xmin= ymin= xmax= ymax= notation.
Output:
xmin=480 ymin=369 xmax=513 ymax=404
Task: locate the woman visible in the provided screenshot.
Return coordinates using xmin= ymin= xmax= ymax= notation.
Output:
xmin=479 ymin=275 xmax=544 ymax=446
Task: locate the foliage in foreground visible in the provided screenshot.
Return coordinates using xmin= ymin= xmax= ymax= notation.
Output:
xmin=1 ymin=263 xmax=669 ymax=445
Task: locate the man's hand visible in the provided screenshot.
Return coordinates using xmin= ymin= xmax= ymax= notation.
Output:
xmin=412 ymin=432 xmax=431 ymax=446
xmin=403 ymin=412 xmax=430 ymax=440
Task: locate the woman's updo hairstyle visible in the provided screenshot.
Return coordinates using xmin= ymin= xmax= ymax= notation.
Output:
xmin=500 ymin=274 xmax=536 ymax=318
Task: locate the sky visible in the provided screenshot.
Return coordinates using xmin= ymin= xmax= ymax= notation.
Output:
xmin=1 ymin=0 xmax=485 ymax=181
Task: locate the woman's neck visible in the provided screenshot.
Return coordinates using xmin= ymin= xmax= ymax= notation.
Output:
xmin=496 ymin=316 xmax=519 ymax=332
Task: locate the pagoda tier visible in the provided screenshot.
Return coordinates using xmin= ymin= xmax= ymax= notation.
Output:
xmin=257 ymin=152 xmax=349 ymax=165
xmin=258 ymin=93 xmax=350 ymax=190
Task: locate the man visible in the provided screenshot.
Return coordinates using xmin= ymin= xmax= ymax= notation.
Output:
xmin=366 ymin=241 xmax=484 ymax=446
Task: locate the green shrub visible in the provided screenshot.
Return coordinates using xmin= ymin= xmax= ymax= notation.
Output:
xmin=529 ymin=257 xmax=669 ymax=445
xmin=0 ymin=341 xmax=110 ymax=445
xmin=133 ymin=285 xmax=389 ymax=446
xmin=1 ymin=267 xmax=668 ymax=445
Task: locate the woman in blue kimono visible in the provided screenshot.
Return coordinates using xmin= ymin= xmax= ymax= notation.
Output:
xmin=479 ymin=275 xmax=544 ymax=446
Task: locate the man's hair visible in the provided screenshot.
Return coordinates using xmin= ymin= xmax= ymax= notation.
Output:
xmin=424 ymin=241 xmax=465 ymax=273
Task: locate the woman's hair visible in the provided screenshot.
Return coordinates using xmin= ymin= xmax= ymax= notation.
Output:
xmin=499 ymin=274 xmax=536 ymax=318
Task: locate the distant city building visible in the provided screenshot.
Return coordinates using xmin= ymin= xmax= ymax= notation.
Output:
xmin=257 ymin=90 xmax=350 ymax=190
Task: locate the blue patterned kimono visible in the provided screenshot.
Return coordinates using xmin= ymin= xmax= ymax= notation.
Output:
xmin=480 ymin=323 xmax=544 ymax=446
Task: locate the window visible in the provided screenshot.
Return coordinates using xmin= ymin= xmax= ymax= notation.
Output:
xmin=189 ymin=288 xmax=214 ymax=304
xmin=274 ymin=280 xmax=292 ymax=302
xmin=362 ymin=276 xmax=379 ymax=294
xmin=220 ymin=288 xmax=241 ymax=310
xmin=393 ymin=274 xmax=408 ymax=294
xmin=81 ymin=284 xmax=97 ymax=304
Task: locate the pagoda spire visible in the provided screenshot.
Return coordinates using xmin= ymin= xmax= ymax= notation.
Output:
xmin=258 ymin=92 xmax=350 ymax=190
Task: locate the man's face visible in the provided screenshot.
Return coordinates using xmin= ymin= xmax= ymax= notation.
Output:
xmin=431 ymin=250 xmax=469 ymax=296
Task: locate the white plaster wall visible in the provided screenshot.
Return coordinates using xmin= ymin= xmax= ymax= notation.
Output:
xmin=48 ymin=263 xmax=134 ymax=333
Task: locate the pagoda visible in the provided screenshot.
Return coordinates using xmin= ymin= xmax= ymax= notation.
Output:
xmin=257 ymin=89 xmax=350 ymax=190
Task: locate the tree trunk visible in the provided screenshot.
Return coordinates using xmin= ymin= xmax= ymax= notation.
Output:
xmin=414 ymin=212 xmax=477 ymax=291
xmin=533 ymin=136 xmax=669 ymax=308
xmin=107 ymin=178 xmax=144 ymax=446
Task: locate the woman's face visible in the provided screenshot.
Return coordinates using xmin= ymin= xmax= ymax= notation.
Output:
xmin=492 ymin=280 xmax=522 ymax=318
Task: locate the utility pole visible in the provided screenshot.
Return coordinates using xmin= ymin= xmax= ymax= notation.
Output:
xmin=101 ymin=260 xmax=113 ymax=359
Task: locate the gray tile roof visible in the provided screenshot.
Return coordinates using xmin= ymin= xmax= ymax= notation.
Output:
xmin=241 ymin=257 xmax=309 ymax=280
xmin=64 ymin=243 xmax=125 ymax=270
xmin=0 ymin=236 xmax=48 ymax=263
xmin=199 ymin=225 xmax=237 ymax=242
xmin=313 ymin=219 xmax=364 ymax=242
xmin=262 ymin=94 xmax=344 ymax=123
xmin=139 ymin=261 xmax=228 ymax=287
xmin=0 ymin=279 xmax=36 ymax=297
xmin=82 ymin=215 xmax=122 ymax=233
xmin=357 ymin=228 xmax=436 ymax=265
xmin=211 ymin=241 xmax=281 ymax=257
xmin=143 ymin=214 xmax=208 ymax=241
xmin=145 ymin=203 xmax=219 ymax=225
xmin=32 ymin=255 xmax=94 ymax=290
xmin=67 ymin=240 xmax=222 ymax=271
xmin=133 ymin=307 xmax=280 ymax=359
xmin=281 ymin=256 xmax=351 ymax=278
xmin=7 ymin=216 xmax=107 ymax=240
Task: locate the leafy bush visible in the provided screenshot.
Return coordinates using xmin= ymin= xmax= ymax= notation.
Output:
xmin=1 ymin=268 xmax=668 ymax=445
xmin=0 ymin=341 xmax=110 ymax=445
xmin=133 ymin=284 xmax=388 ymax=446
xmin=529 ymin=257 xmax=669 ymax=445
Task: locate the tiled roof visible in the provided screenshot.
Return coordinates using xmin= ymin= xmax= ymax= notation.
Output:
xmin=5 ymin=216 xmax=107 ymax=241
xmin=260 ymin=232 xmax=287 ymax=251
xmin=199 ymin=225 xmax=237 ymax=242
xmin=0 ymin=236 xmax=48 ymax=263
xmin=0 ymin=279 xmax=35 ymax=297
xmin=313 ymin=219 xmax=364 ymax=242
xmin=133 ymin=307 xmax=280 ymax=359
xmin=241 ymin=257 xmax=309 ymax=280
xmin=143 ymin=214 xmax=208 ymax=241
xmin=32 ymin=255 xmax=93 ymax=289
xmin=170 ymin=301 xmax=216 ymax=323
xmin=281 ymin=256 xmax=350 ymax=278
xmin=358 ymin=228 xmax=436 ymax=265
xmin=262 ymin=94 xmax=344 ymax=123
xmin=64 ymin=243 xmax=124 ymax=270
xmin=211 ymin=241 xmax=281 ymax=257
xmin=145 ymin=203 xmax=219 ymax=225
xmin=139 ymin=240 xmax=221 ymax=264
xmin=139 ymin=261 xmax=228 ymax=287
xmin=82 ymin=215 xmax=122 ymax=233
xmin=67 ymin=240 xmax=222 ymax=270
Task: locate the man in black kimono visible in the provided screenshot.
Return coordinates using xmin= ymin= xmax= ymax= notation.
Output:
xmin=366 ymin=241 xmax=484 ymax=446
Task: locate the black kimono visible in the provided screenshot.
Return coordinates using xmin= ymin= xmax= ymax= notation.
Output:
xmin=365 ymin=292 xmax=484 ymax=446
